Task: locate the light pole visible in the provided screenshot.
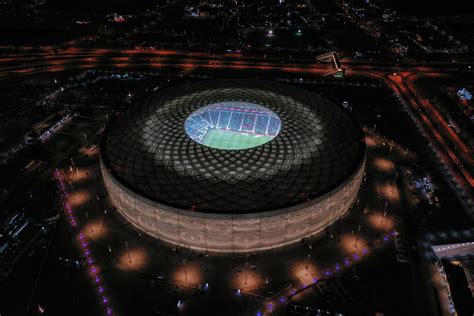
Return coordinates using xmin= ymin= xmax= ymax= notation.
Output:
xmin=85 ymin=211 xmax=93 ymax=233
xmin=125 ymin=240 xmax=132 ymax=263
xmin=354 ymin=224 xmax=361 ymax=248
xmin=182 ymin=259 xmax=188 ymax=281
xmin=245 ymin=261 xmax=248 ymax=285
xmin=381 ymin=202 xmax=388 ymax=223
xmin=391 ymin=172 xmax=399 ymax=193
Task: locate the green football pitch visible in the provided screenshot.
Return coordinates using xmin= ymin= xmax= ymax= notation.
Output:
xmin=202 ymin=129 xmax=274 ymax=150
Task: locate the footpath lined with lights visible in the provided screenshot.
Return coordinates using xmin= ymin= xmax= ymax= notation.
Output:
xmin=55 ymin=161 xmax=398 ymax=316
xmin=253 ymin=230 xmax=399 ymax=315
xmin=55 ymin=169 xmax=113 ymax=316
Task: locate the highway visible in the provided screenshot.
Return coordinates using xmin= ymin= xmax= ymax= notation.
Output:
xmin=0 ymin=47 xmax=472 ymax=214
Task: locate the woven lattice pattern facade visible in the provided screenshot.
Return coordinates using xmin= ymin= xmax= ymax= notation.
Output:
xmin=101 ymin=79 xmax=366 ymax=252
xmin=102 ymin=158 xmax=364 ymax=252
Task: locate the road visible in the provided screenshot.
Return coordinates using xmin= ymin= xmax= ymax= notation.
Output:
xmin=0 ymin=47 xmax=472 ymax=215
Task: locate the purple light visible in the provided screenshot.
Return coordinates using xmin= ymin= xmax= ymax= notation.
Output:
xmin=312 ymin=277 xmax=318 ymax=283
xmin=55 ymin=171 xmax=113 ymax=316
xmin=280 ymin=296 xmax=285 ymax=302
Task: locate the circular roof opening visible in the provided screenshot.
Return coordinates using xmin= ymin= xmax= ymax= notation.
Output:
xmin=184 ymin=101 xmax=281 ymax=150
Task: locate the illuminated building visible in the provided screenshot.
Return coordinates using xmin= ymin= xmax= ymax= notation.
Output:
xmin=101 ymin=80 xmax=365 ymax=252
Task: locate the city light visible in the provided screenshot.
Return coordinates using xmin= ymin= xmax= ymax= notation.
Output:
xmin=2 ymin=3 xmax=472 ymax=315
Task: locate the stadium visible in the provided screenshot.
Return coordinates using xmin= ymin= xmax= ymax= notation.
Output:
xmin=100 ymin=79 xmax=366 ymax=253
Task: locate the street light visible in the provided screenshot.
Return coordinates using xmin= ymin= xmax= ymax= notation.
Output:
xmin=381 ymin=201 xmax=388 ymax=223
xmin=182 ymin=259 xmax=188 ymax=281
xmin=125 ymin=240 xmax=132 ymax=263
xmin=85 ymin=211 xmax=93 ymax=233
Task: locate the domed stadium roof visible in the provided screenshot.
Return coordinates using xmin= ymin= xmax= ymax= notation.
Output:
xmin=101 ymin=79 xmax=365 ymax=214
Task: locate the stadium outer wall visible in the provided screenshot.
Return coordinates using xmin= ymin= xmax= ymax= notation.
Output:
xmin=101 ymin=157 xmax=365 ymax=253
